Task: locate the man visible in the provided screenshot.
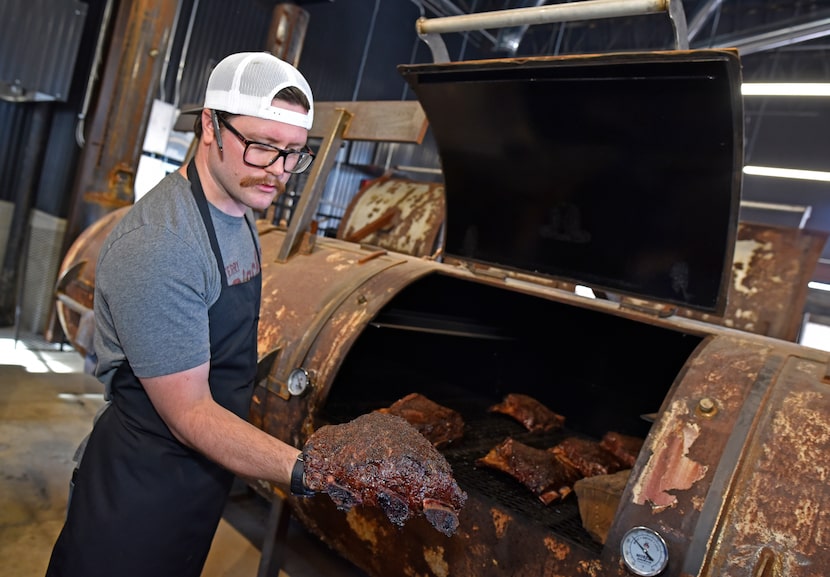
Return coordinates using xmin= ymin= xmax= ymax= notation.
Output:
xmin=46 ymin=52 xmax=319 ymax=577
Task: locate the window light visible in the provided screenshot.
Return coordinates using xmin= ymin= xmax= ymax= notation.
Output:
xmin=742 ymin=83 xmax=830 ymax=97
xmin=743 ymin=166 xmax=830 ymax=183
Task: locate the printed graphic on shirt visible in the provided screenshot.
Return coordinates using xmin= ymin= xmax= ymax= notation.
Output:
xmin=226 ymin=257 xmax=261 ymax=285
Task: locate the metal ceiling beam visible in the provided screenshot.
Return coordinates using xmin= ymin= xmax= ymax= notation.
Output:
xmin=686 ymin=0 xmax=724 ymax=41
xmin=703 ymin=12 xmax=830 ymax=55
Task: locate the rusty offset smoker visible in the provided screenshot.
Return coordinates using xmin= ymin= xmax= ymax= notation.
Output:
xmin=54 ymin=3 xmax=830 ymax=577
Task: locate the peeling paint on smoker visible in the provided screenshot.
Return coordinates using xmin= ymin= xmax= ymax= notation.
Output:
xmin=345 ymin=508 xmax=381 ymax=550
xmin=423 ymin=545 xmax=449 ymax=577
xmin=337 ymin=177 xmax=446 ymax=258
xmin=701 ymin=353 xmax=830 ymax=575
xmin=633 ymin=400 xmax=708 ymax=511
xmin=577 ymin=559 xmax=603 ymax=577
xmin=677 ymin=222 xmax=827 ymax=341
xmin=491 ymin=508 xmax=510 ymax=538
xmin=543 ymin=535 xmax=570 ymax=560
xmin=732 ymin=239 xmax=769 ymax=297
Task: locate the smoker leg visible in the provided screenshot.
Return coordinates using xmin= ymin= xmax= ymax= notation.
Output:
xmin=257 ymin=496 xmax=291 ymax=577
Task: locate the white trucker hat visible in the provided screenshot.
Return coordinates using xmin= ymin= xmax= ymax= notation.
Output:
xmin=202 ymin=52 xmax=314 ymax=130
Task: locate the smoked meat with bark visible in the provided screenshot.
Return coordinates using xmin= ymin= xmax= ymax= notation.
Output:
xmin=599 ymin=431 xmax=644 ymax=467
xmin=488 ymin=393 xmax=565 ymax=433
xmin=476 ymin=437 xmax=580 ymax=505
xmin=302 ymin=412 xmax=467 ymax=536
xmin=549 ymin=437 xmax=625 ymax=478
xmin=376 ymin=392 xmax=465 ymax=448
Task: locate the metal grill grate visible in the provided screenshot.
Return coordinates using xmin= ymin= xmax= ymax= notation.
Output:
xmin=323 ymin=395 xmax=606 ymax=555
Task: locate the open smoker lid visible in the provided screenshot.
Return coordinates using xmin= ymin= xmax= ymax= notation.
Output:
xmin=399 ymin=50 xmax=743 ymax=314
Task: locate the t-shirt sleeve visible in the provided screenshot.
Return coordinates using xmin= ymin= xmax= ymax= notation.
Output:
xmin=96 ymin=223 xmax=214 ymax=379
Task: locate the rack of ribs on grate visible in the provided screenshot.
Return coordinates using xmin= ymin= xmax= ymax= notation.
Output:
xmin=488 ymin=393 xmax=566 ymax=433
xmin=476 ymin=437 xmax=582 ymax=505
xmin=376 ymin=392 xmax=465 ymax=448
xmin=550 ymin=437 xmax=626 ymax=478
xmin=302 ymin=412 xmax=468 ymax=536
xmin=599 ymin=431 xmax=644 ymax=467
xmin=477 ymin=434 xmax=641 ymax=506
xmin=476 ymin=393 xmax=643 ymax=507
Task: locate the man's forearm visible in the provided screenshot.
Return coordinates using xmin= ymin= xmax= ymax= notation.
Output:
xmin=182 ymin=397 xmax=299 ymax=486
xmin=141 ymin=366 xmax=299 ymax=487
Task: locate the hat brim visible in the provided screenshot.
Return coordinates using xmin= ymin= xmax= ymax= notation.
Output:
xmin=174 ymin=104 xmax=203 ymax=132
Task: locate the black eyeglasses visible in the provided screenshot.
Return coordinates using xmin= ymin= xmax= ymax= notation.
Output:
xmin=215 ymin=113 xmax=314 ymax=174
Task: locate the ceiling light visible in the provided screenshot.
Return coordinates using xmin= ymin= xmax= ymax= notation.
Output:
xmin=741 ymin=83 xmax=830 ymax=96
xmin=743 ymin=165 xmax=830 ymax=182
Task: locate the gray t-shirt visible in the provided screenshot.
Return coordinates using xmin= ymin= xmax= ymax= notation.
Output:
xmin=93 ymin=171 xmax=260 ymax=393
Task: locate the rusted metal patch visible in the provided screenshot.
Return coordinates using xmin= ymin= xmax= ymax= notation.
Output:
xmin=336 ymin=176 xmax=446 ymax=258
xmin=491 ymin=508 xmax=510 ymax=539
xmin=543 ymin=535 xmax=570 ymax=561
xmin=632 ymin=400 xmax=708 ymax=512
xmin=702 ymin=354 xmax=830 ymax=577
xmin=344 ymin=508 xmax=383 ymax=551
xmin=423 ymin=546 xmax=449 ymax=577
xmin=576 ymin=559 xmax=603 ymax=577
xmin=677 ymin=222 xmax=827 ymax=341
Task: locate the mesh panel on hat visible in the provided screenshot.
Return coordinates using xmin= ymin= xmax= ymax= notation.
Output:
xmin=240 ymin=61 xmax=272 ymax=97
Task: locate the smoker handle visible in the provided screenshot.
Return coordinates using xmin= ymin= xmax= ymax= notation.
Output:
xmin=416 ymin=0 xmax=689 ymax=63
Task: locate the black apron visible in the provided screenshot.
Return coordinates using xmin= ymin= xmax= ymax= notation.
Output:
xmin=46 ymin=161 xmax=261 ymax=577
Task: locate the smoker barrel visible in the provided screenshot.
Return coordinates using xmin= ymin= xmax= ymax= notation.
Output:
xmin=245 ymin=228 xmax=830 ymax=577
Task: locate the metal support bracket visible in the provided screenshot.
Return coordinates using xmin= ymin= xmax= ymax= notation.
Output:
xmin=255 ymin=495 xmax=292 ymax=577
xmin=277 ymin=107 xmax=353 ymax=262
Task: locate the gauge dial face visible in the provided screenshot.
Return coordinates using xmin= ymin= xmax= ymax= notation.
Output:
xmin=287 ymin=368 xmax=311 ymax=396
xmin=621 ymin=526 xmax=669 ymax=576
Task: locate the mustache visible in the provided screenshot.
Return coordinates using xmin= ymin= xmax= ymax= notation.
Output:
xmin=239 ymin=176 xmax=286 ymax=194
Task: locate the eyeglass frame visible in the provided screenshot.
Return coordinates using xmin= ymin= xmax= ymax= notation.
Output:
xmin=211 ymin=111 xmax=315 ymax=174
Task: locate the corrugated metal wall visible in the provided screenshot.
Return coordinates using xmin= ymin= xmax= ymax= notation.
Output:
xmin=0 ymin=102 xmax=28 ymax=204
xmin=168 ymin=0 xmax=276 ymax=110
xmin=0 ymin=0 xmax=88 ymax=102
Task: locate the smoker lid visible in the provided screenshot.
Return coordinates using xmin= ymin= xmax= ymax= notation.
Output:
xmin=399 ymin=50 xmax=743 ymax=314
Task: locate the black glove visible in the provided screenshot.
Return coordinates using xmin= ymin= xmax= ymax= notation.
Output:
xmin=290 ymin=453 xmax=315 ymax=497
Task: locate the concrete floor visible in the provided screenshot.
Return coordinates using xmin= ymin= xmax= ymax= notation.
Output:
xmin=0 ymin=329 xmax=368 ymax=577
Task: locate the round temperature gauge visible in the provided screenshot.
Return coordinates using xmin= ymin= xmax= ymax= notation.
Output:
xmin=287 ymin=368 xmax=312 ymax=396
xmin=621 ymin=526 xmax=669 ymax=576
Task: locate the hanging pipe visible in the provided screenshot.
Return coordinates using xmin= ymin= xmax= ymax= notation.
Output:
xmin=416 ymin=0 xmax=688 ymax=62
